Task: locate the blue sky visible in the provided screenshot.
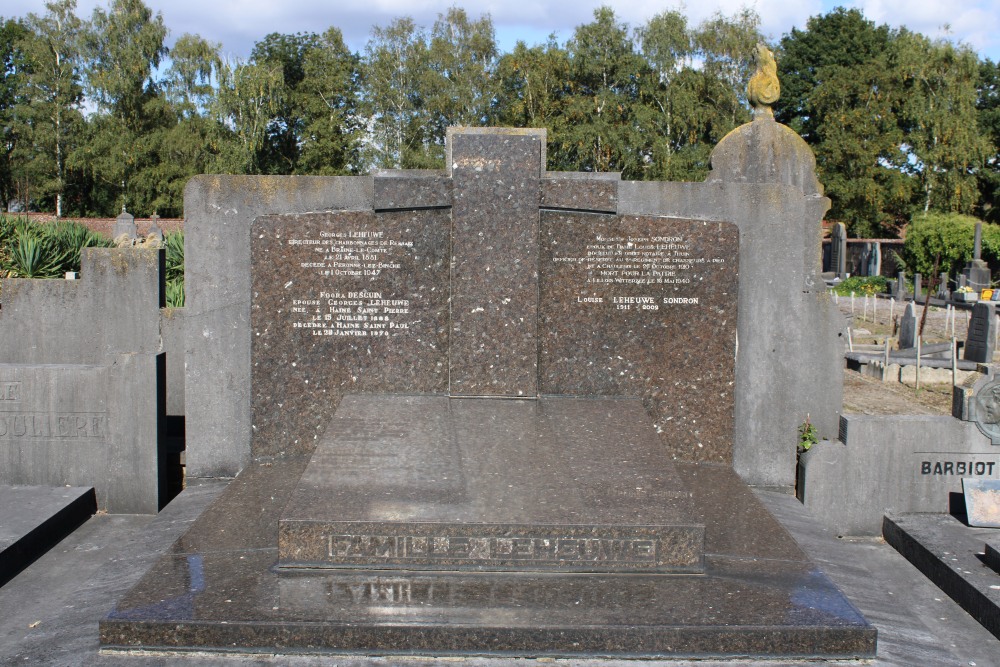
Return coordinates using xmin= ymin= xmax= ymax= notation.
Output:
xmin=3 ymin=0 xmax=999 ymax=62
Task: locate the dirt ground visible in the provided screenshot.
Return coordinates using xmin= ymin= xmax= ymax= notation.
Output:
xmin=836 ymin=294 xmax=975 ymax=417
xmin=842 ymin=367 xmax=954 ymax=415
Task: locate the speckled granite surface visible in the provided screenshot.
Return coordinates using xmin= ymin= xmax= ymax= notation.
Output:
xmin=101 ymin=443 xmax=875 ymax=658
xmin=250 ymin=210 xmax=451 ymax=459
xmin=449 ymin=131 xmax=542 ymax=397
xmin=278 ymin=396 xmax=703 ymax=573
xmin=539 ymin=214 xmax=738 ymax=463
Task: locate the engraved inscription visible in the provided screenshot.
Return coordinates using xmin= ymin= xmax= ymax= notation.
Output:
xmin=553 ymin=234 xmax=722 ymax=288
xmin=0 ymin=382 xmax=21 ymax=401
xmin=290 ymin=291 xmax=412 ymax=337
xmin=288 ymin=231 xmax=409 ymax=278
xmin=0 ymin=412 xmax=106 ymax=441
xmin=325 ymin=534 xmax=658 ymax=564
xmin=285 ymin=229 xmax=417 ymax=337
xmin=920 ymin=460 xmax=998 ymax=476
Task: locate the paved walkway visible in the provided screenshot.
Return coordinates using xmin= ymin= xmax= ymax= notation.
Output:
xmin=0 ymin=482 xmax=997 ymax=666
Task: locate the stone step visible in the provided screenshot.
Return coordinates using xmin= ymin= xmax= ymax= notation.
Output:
xmin=0 ymin=485 xmax=95 ymax=587
xmin=883 ymin=512 xmax=1000 ymax=640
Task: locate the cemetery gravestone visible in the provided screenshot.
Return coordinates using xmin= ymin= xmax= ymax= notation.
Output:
xmin=147 ymin=212 xmax=163 ymax=244
xmin=112 ymin=207 xmax=137 ymax=241
xmin=831 ymin=222 xmax=847 ymax=278
xmin=103 ymin=127 xmax=874 ymax=659
xmin=0 ymin=249 xmax=166 ymax=513
xmin=899 ymin=302 xmax=917 ymax=349
xmin=965 ymin=301 xmax=996 ymax=363
xmin=965 ymin=222 xmax=992 ymax=293
xmin=938 ymin=272 xmax=950 ymax=300
xmin=896 ymin=270 xmax=907 ymax=299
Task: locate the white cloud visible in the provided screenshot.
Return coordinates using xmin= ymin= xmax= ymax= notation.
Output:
xmin=847 ymin=0 xmax=1000 ymax=56
xmin=1 ymin=0 xmax=996 ymax=61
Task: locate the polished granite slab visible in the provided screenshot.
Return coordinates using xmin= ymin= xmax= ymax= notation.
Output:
xmin=278 ymin=396 xmax=703 ymax=573
xmin=101 ymin=446 xmax=876 ymax=658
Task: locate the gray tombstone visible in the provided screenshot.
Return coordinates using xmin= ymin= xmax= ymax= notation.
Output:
xmin=898 ymin=302 xmax=917 ymax=349
xmin=964 ymin=301 xmax=996 ymax=363
xmin=959 ymin=274 xmax=968 ymax=290
xmin=913 ymin=273 xmax=922 ymax=302
xmin=895 ymin=271 xmax=907 ymax=299
xmin=937 ymin=272 xmax=950 ymax=299
xmin=146 ymin=212 xmax=163 ymax=244
xmin=0 ymin=249 xmax=166 ymax=513
xmin=831 ymin=222 xmax=847 ymax=278
xmin=112 ymin=207 xmax=137 ymax=241
xmin=866 ymin=242 xmax=881 ymax=277
xmin=964 ymin=222 xmax=992 ymax=292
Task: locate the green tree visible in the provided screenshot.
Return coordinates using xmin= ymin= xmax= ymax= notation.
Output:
xmin=12 ymin=0 xmax=86 ymax=217
xmin=249 ymin=31 xmax=319 ymax=174
xmin=421 ymin=7 xmax=498 ymax=162
xmin=895 ymin=32 xmax=988 ymax=215
xmin=164 ymin=33 xmax=221 ymax=118
xmin=0 ymin=18 xmax=27 ymax=209
xmin=691 ymin=9 xmax=761 ymax=129
xmin=82 ymin=0 xmax=168 ymax=213
xmin=361 ymin=17 xmax=429 ymax=169
xmin=494 ymin=38 xmax=569 ymax=131
xmin=296 ymin=27 xmax=362 ymax=175
xmin=902 ymin=211 xmax=998 ymax=276
xmin=977 ymin=59 xmax=1000 ymax=223
xmin=557 ymin=7 xmax=650 ymax=176
xmin=635 ymin=9 xmax=759 ymax=181
xmin=210 ymin=56 xmax=284 ymax=175
xmin=776 ymin=8 xmax=911 ymax=236
xmin=775 ymin=7 xmax=893 ymax=138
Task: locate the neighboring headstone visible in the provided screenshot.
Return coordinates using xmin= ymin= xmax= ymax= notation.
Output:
xmin=964 ymin=222 xmax=992 ymax=293
xmin=831 ymin=222 xmax=847 ymax=278
xmin=0 ymin=249 xmax=166 ymax=513
xmin=146 ymin=212 xmax=163 ymax=244
xmin=112 ymin=207 xmax=137 ymax=241
xmin=960 ymin=274 xmax=968 ymax=289
xmin=898 ymin=302 xmax=917 ymax=349
xmin=937 ymin=272 xmax=950 ymax=300
xmin=864 ymin=241 xmax=881 ymax=277
xmin=964 ymin=301 xmax=996 ymax=363
xmin=799 ymin=415 xmax=1000 ymax=535
xmin=895 ymin=271 xmax=907 ymax=299
xmin=913 ymin=273 xmax=922 ymax=302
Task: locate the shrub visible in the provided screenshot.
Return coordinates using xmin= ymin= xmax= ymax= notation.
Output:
xmin=163 ymin=231 xmax=184 ymax=307
xmin=831 ymin=275 xmax=887 ymax=296
xmin=900 ymin=212 xmax=1000 ymax=278
xmin=0 ymin=215 xmax=113 ymax=278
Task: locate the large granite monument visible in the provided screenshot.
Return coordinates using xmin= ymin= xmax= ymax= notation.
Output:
xmin=102 ymin=48 xmax=869 ymax=659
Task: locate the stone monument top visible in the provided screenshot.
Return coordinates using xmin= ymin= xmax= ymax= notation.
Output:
xmin=708 ymin=44 xmax=824 ymax=197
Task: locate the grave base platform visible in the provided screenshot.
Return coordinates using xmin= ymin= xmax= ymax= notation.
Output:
xmin=884 ymin=512 xmax=1000 ymax=640
xmin=279 ymin=396 xmax=704 ymax=573
xmin=101 ymin=397 xmax=875 ymax=659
